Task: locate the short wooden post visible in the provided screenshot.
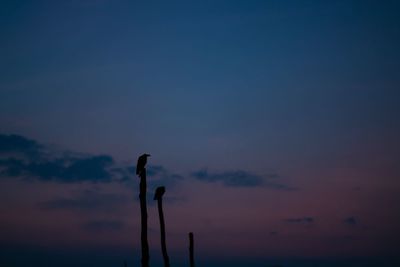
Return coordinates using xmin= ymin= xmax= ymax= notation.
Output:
xmin=189 ymin=232 xmax=195 ymax=267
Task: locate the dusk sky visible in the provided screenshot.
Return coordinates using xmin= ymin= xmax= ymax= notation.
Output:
xmin=1 ymin=1 xmax=400 ymax=266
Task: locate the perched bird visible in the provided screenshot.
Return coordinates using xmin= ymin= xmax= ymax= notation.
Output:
xmin=154 ymin=186 xmax=166 ymax=200
xmin=136 ymin=153 xmax=150 ymax=176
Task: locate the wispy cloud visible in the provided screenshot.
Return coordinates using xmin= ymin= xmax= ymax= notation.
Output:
xmin=270 ymin=231 xmax=278 ymax=236
xmin=82 ymin=220 xmax=124 ymax=232
xmin=146 ymin=165 xmax=183 ymax=189
xmin=343 ymin=216 xmax=357 ymax=226
xmin=124 ymin=165 xmax=184 ymax=191
xmin=191 ymin=169 xmax=293 ymax=189
xmin=284 ymin=217 xmax=315 ymax=224
xmin=38 ymin=190 xmax=128 ymax=212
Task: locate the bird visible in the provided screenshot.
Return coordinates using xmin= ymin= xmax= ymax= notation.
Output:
xmin=136 ymin=153 xmax=150 ymax=176
xmin=154 ymin=186 xmax=166 ymax=200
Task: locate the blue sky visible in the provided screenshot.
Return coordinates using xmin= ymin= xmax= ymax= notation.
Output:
xmin=1 ymin=1 xmax=400 ymax=266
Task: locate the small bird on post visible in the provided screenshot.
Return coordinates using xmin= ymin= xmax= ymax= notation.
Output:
xmin=136 ymin=153 xmax=150 ymax=176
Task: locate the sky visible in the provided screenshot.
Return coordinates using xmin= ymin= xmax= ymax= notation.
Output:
xmin=1 ymin=0 xmax=400 ymax=266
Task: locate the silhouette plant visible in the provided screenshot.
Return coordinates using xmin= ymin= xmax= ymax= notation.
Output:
xmin=136 ymin=154 xmax=151 ymax=267
xmin=154 ymin=186 xmax=170 ymax=267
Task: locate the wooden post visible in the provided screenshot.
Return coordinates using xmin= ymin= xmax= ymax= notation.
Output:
xmin=139 ymin=169 xmax=149 ymax=267
xmin=189 ymin=232 xmax=195 ymax=267
xmin=154 ymin=186 xmax=170 ymax=267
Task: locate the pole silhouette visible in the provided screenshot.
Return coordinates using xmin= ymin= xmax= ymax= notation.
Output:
xmin=154 ymin=186 xmax=170 ymax=267
xmin=137 ymin=154 xmax=150 ymax=267
xmin=189 ymin=232 xmax=195 ymax=267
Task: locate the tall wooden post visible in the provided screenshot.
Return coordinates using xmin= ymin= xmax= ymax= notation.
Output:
xmin=189 ymin=232 xmax=195 ymax=267
xmin=154 ymin=186 xmax=170 ymax=267
xmin=139 ymin=169 xmax=149 ymax=267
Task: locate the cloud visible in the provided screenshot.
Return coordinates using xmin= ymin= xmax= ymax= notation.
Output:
xmin=38 ymin=190 xmax=128 ymax=212
xmin=147 ymin=165 xmax=183 ymax=189
xmin=284 ymin=217 xmax=315 ymax=224
xmin=146 ymin=165 xmax=166 ymax=177
xmin=1 ymin=133 xmax=290 ymax=193
xmin=125 ymin=164 xmax=183 ymax=190
xmin=0 ymin=134 xmax=182 ymax=187
xmin=1 ymin=155 xmax=114 ymax=183
xmin=0 ymin=133 xmax=124 ymax=183
xmin=82 ymin=220 xmax=124 ymax=232
xmin=191 ymin=169 xmax=292 ymax=189
xmin=192 ymin=169 xmax=263 ymax=187
xmin=0 ymin=158 xmax=26 ymax=177
xmin=0 ymin=134 xmax=42 ymax=157
xmin=343 ymin=216 xmax=357 ymax=225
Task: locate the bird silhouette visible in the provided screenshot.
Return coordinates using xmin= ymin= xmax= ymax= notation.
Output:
xmin=136 ymin=153 xmax=150 ymax=176
xmin=154 ymin=186 xmax=166 ymax=200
